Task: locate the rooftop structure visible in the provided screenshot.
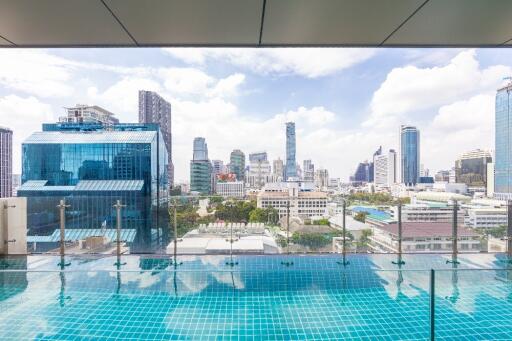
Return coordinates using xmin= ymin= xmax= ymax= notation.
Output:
xmin=59 ymin=104 xmax=119 ymax=125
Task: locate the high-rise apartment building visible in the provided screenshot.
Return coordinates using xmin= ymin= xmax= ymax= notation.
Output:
xmin=190 ymin=137 xmax=212 ymax=194
xmin=374 ymin=149 xmax=396 ymax=187
xmin=59 ymin=104 xmax=119 ymax=125
xmin=314 ymin=169 xmax=329 ymax=189
xmin=303 ymin=159 xmax=314 ymax=182
xmin=285 ymin=122 xmax=297 ymax=179
xmin=399 ymin=125 xmax=420 ymax=186
xmin=455 ymin=149 xmax=492 ymax=188
xmin=0 ymin=127 xmax=13 ymax=198
xmin=20 ymin=123 xmax=169 ymax=252
xmin=273 ymin=158 xmax=284 ymax=180
xmin=246 ymin=157 xmax=275 ymax=189
xmin=212 ymin=160 xmax=225 ymax=175
xmin=230 ymin=149 xmax=245 ymax=182
xmin=495 ymin=81 xmax=512 ymax=199
xmin=139 ymin=90 xmax=174 ymax=187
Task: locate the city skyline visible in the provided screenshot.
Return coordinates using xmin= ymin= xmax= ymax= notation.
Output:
xmin=0 ymin=48 xmax=509 ymax=182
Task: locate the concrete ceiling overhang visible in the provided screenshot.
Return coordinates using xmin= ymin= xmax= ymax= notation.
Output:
xmin=1 ymin=0 xmax=512 ymax=47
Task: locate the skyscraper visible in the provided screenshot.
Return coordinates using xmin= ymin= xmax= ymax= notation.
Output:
xmin=0 ymin=127 xmax=12 ymax=198
xmin=139 ymin=90 xmax=174 ymax=187
xmin=285 ymin=122 xmax=297 ymax=179
xmin=399 ymin=125 xmax=420 ymax=186
xmin=230 ymin=149 xmax=245 ymax=182
xmin=495 ymin=81 xmax=512 ymax=199
xmin=190 ymin=137 xmax=212 ymax=194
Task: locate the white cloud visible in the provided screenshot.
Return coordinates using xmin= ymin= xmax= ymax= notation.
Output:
xmin=0 ymin=50 xmax=76 ymax=98
xmin=365 ymin=49 xmax=510 ymax=128
xmin=0 ymin=95 xmax=55 ymax=173
xmin=423 ymin=94 xmax=494 ymax=172
xmin=163 ymin=48 xmax=376 ymax=78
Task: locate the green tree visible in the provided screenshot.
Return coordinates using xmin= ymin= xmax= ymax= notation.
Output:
xmin=356 ymin=229 xmax=373 ymax=249
xmin=354 ymin=212 xmax=368 ymax=223
xmin=312 ymin=218 xmax=330 ymax=226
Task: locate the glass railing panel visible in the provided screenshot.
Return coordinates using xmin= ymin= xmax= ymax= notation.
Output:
xmin=0 ymin=264 xmax=431 ymax=340
xmin=434 ymin=268 xmax=512 ymax=340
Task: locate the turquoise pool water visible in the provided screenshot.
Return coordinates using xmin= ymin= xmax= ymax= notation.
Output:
xmin=1 ymin=254 xmax=512 ymax=340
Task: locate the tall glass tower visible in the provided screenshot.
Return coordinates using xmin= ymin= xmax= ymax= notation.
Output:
xmin=20 ymin=123 xmax=169 ymax=252
xmin=285 ymin=122 xmax=297 ymax=180
xmin=190 ymin=137 xmax=212 ymax=194
xmin=399 ymin=125 xmax=420 ymax=186
xmin=0 ymin=127 xmax=12 ymax=198
xmin=495 ymin=82 xmax=512 ymax=199
xmin=230 ymin=149 xmax=245 ymax=182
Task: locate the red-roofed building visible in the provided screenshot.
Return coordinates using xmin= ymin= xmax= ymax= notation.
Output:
xmin=369 ymin=222 xmax=481 ymax=253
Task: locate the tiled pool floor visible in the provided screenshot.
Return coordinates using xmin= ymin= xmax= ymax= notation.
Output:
xmin=0 ymin=254 xmax=512 ymax=340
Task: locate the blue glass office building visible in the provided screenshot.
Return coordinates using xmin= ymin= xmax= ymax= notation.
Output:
xmin=495 ymin=84 xmax=512 ymax=199
xmin=19 ymin=123 xmax=169 ymax=252
xmin=400 ymin=125 xmax=420 ymax=186
xmin=285 ymin=122 xmax=297 ymax=179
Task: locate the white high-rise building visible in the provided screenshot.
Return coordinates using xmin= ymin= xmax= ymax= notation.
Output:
xmin=374 ymin=149 xmax=396 ymax=187
xmin=314 ymin=169 xmax=329 ymax=189
xmin=248 ymin=158 xmax=272 ymax=189
xmin=273 ymin=158 xmax=284 ymax=180
xmin=303 ymin=159 xmax=314 ymax=181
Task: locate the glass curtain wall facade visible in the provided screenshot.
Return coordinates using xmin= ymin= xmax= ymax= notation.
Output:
xmin=495 ymin=84 xmax=512 ymax=199
xmin=285 ymin=122 xmax=297 ymax=179
xmin=230 ymin=149 xmax=245 ymax=182
xmin=0 ymin=126 xmax=12 ymax=198
xmin=20 ymin=123 xmax=169 ymax=252
xmin=400 ymin=125 xmax=420 ymax=186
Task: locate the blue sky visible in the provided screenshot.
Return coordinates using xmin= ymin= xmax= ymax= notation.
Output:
xmin=0 ymin=47 xmax=510 ymax=182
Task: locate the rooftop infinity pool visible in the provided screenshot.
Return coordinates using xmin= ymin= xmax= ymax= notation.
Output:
xmin=1 ymin=253 xmax=512 ymax=340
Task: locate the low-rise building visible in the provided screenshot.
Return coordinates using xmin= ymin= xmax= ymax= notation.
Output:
xmin=215 ymin=181 xmax=245 ymax=199
xmin=465 ymin=208 xmax=507 ymax=229
xmin=390 ymin=203 xmax=464 ymax=223
xmin=369 ymin=222 xmax=481 ymax=253
xmin=257 ymin=182 xmax=327 ymax=218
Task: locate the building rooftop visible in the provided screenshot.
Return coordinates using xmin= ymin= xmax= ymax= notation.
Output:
xmin=376 ymin=222 xmax=479 ymax=238
xmin=23 ymin=130 xmax=157 ymax=144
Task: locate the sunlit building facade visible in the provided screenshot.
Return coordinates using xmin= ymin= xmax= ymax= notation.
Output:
xmin=20 ymin=123 xmax=169 ymax=252
xmin=495 ymin=82 xmax=512 ymax=199
xmin=399 ymin=125 xmax=420 ymax=186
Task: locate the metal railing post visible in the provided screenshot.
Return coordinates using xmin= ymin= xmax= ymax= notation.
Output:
xmin=113 ymin=200 xmax=126 ymax=267
xmin=171 ymin=198 xmax=183 ymax=267
xmin=281 ymin=200 xmax=293 ymax=266
xmin=508 ymin=200 xmax=512 ymax=258
xmin=57 ymin=199 xmax=70 ymax=267
xmin=430 ymin=269 xmax=435 ymax=341
xmin=447 ymin=200 xmax=459 ymax=264
xmin=393 ymin=201 xmax=405 ymax=265
xmin=337 ymin=199 xmax=349 ymax=266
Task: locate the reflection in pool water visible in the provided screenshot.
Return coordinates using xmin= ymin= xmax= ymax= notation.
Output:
xmin=0 ymin=254 xmax=512 ymax=340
